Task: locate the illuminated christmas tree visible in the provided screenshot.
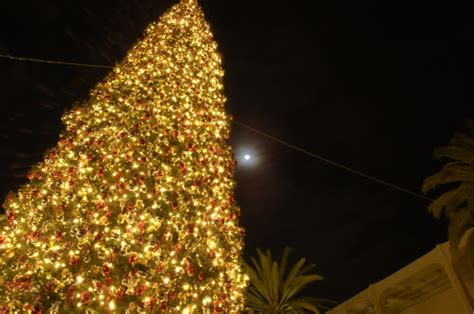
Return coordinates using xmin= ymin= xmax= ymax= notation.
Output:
xmin=0 ymin=0 xmax=247 ymax=312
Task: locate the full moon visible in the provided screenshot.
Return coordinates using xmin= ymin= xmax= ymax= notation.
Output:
xmin=234 ymin=146 xmax=258 ymax=168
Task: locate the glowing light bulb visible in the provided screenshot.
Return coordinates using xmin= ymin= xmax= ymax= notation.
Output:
xmin=244 ymin=154 xmax=250 ymax=160
xmin=182 ymin=307 xmax=191 ymax=314
xmin=76 ymin=275 xmax=84 ymax=284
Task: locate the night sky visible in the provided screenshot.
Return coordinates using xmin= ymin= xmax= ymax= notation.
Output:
xmin=1 ymin=0 xmax=473 ymax=304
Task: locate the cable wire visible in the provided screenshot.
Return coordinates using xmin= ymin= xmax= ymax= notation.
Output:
xmin=0 ymin=53 xmax=437 ymax=203
xmin=0 ymin=54 xmax=113 ymax=69
xmin=233 ymin=120 xmax=435 ymax=202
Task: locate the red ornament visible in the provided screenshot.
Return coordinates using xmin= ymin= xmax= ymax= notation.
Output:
xmin=97 ymin=168 xmax=104 ymax=177
xmin=44 ymin=280 xmax=56 ymax=293
xmin=105 ymin=277 xmax=113 ymax=285
xmin=209 ymin=250 xmax=215 ymax=258
xmin=213 ymin=301 xmax=222 ymax=313
xmin=136 ymin=221 xmax=145 ymax=233
xmin=115 ymin=286 xmax=125 ymax=299
xmin=187 ymin=264 xmax=194 ymax=277
xmin=4 ymin=193 xmax=13 ymax=204
xmin=144 ymin=297 xmax=156 ymax=311
xmin=160 ymin=301 xmax=168 ymax=312
xmin=136 ymin=284 xmax=147 ymax=296
xmin=168 ymin=291 xmax=176 ymax=300
xmin=30 ymin=231 xmax=40 ymax=241
xmin=198 ymin=273 xmax=204 ymax=282
xmin=128 ymin=253 xmax=138 ymax=265
xmin=67 ymin=286 xmax=76 ymax=301
xmin=156 ymin=263 xmax=163 ymax=274
xmin=179 ymin=163 xmax=187 ymax=174
xmin=103 ymin=264 xmax=111 ymax=276
xmin=22 ymin=304 xmax=33 ymax=312
xmin=94 ymin=232 xmax=104 ymax=242
xmin=69 ymin=255 xmax=79 ymax=266
xmin=6 ymin=212 xmax=16 ymax=226
xmin=81 ymin=292 xmax=91 ymax=304
xmin=96 ymin=201 xmax=105 ymax=211
xmin=187 ymin=224 xmax=194 ymax=235
xmin=113 ymin=171 xmax=122 ymax=180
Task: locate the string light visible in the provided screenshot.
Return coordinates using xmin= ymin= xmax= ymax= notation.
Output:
xmin=0 ymin=0 xmax=247 ymax=312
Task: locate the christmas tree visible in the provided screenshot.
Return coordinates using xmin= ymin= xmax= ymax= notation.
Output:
xmin=0 ymin=0 xmax=247 ymax=312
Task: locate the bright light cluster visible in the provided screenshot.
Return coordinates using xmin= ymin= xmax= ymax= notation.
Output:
xmin=0 ymin=0 xmax=247 ymax=312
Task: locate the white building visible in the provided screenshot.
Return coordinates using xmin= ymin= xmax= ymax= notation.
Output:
xmin=328 ymin=239 xmax=474 ymax=313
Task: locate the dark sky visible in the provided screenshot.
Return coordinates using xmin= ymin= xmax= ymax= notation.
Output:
xmin=1 ymin=0 xmax=473 ymax=304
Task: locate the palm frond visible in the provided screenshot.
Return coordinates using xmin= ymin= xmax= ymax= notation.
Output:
xmin=280 ymin=258 xmax=306 ymax=304
xmin=423 ymin=167 xmax=474 ymax=194
xmin=244 ymin=247 xmax=328 ymax=313
xmin=243 ymin=259 xmax=273 ymax=306
xmin=278 ymin=247 xmax=291 ymax=281
xmin=285 ymin=297 xmax=321 ymax=313
xmin=451 ymin=132 xmax=474 ymax=151
xmin=433 ymin=146 xmax=473 ymax=163
xmin=282 ymin=274 xmax=323 ymax=306
xmin=424 ymin=120 xmax=474 ymax=268
xmin=300 ymin=263 xmax=319 ymax=276
xmin=257 ymin=249 xmax=278 ymax=306
xmin=425 ymin=184 xmax=474 ymax=218
xmin=448 ymin=207 xmax=473 ymax=251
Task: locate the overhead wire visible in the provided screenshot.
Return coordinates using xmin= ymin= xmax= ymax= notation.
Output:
xmin=233 ymin=121 xmax=435 ymax=202
xmin=0 ymin=54 xmax=113 ymax=69
xmin=0 ymin=53 xmax=437 ymax=204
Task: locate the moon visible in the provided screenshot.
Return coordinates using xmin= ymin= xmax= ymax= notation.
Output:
xmin=233 ymin=145 xmax=260 ymax=168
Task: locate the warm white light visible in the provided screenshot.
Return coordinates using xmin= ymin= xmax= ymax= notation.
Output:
xmin=76 ymin=275 xmax=84 ymax=284
xmin=244 ymin=154 xmax=250 ymax=160
xmin=109 ymin=300 xmax=116 ymax=310
xmin=182 ymin=307 xmax=191 ymax=314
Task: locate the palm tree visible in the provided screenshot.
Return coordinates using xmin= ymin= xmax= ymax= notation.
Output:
xmin=243 ymin=247 xmax=332 ymax=313
xmin=422 ymin=120 xmax=474 ymax=266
